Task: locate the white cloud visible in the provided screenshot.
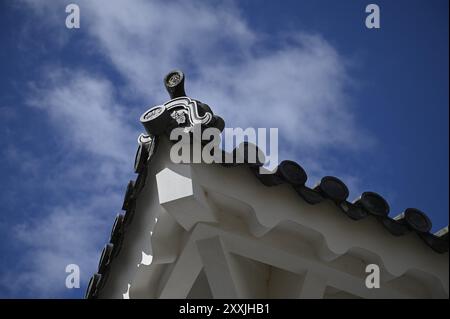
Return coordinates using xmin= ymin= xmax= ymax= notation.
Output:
xmin=4 ymin=194 xmax=121 ymax=297
xmin=27 ymin=69 xmax=136 ymax=163
xmin=9 ymin=0 xmax=372 ymax=297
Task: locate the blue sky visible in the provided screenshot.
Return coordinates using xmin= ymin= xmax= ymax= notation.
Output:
xmin=0 ymin=0 xmax=448 ymax=298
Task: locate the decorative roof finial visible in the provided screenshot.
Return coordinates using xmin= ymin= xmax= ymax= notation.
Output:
xmin=139 ymin=70 xmax=225 ymax=137
xmin=164 ymin=70 xmax=186 ymax=99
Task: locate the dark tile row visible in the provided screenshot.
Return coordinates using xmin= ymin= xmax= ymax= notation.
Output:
xmin=215 ymin=143 xmax=448 ymax=252
xmin=85 ymin=136 xmax=156 ymax=298
xmin=246 ymin=159 xmax=448 ymax=254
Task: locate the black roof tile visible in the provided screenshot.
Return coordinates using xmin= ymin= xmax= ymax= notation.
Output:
xmin=276 ymin=160 xmax=307 ymax=186
xmin=314 ymin=176 xmax=349 ymax=203
xmin=294 ymin=185 xmax=325 ymax=205
xmin=379 ymin=217 xmax=410 ymax=236
xmin=419 ymin=232 xmax=449 ymax=254
xmin=353 ymin=192 xmax=390 ymax=217
xmin=394 ymin=208 xmax=433 ymax=233
xmin=121 ymin=180 xmax=135 ymax=212
xmin=339 ymin=201 xmax=368 ymax=221
xmin=134 ymin=143 xmax=149 ymax=174
xmin=85 ymin=273 xmax=101 ymax=299
xmin=98 ymin=243 xmax=113 ymax=274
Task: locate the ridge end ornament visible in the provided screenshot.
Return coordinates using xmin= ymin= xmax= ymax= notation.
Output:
xmin=139 ymin=70 xmax=224 ymax=137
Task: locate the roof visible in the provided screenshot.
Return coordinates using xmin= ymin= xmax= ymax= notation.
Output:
xmin=85 ymin=70 xmax=449 ymax=299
